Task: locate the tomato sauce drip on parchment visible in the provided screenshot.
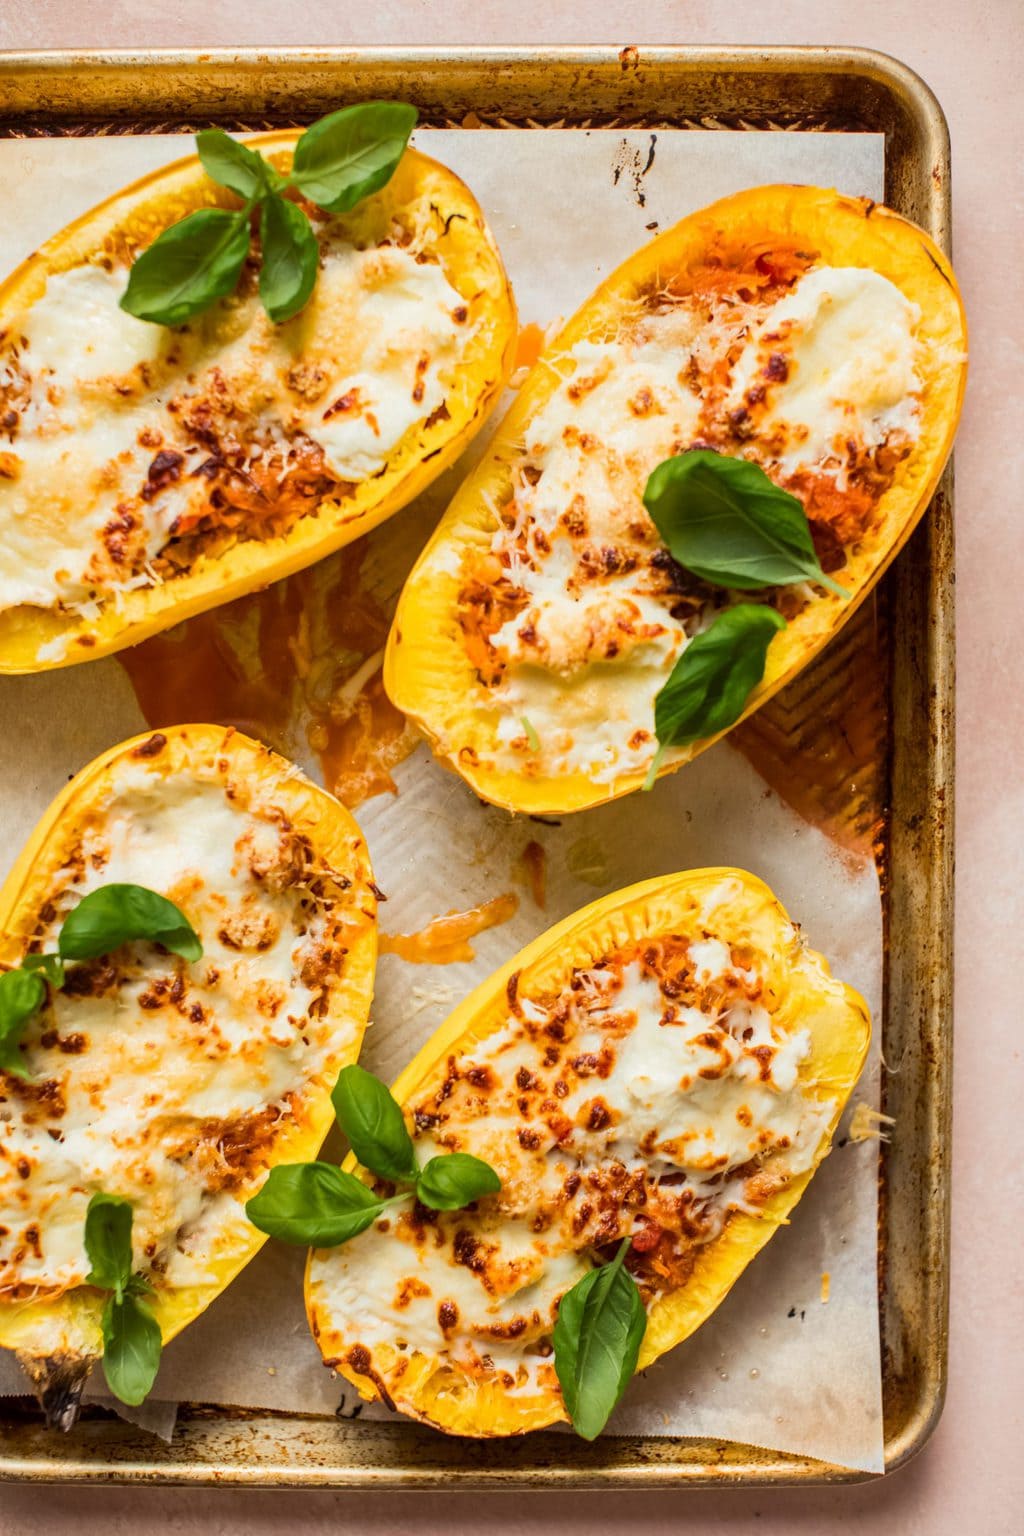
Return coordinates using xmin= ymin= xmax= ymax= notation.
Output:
xmin=379 ymin=894 xmax=520 ymax=965
xmin=117 ymin=537 xmax=418 ymax=809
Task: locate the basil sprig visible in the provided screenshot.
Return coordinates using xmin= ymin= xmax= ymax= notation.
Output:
xmin=58 ymin=884 xmax=202 ymax=965
xmin=197 ymin=130 xmax=279 ymax=201
xmin=246 ymin=1063 xmax=501 ymax=1246
xmin=0 ymin=883 xmax=200 ymax=1079
xmin=644 ymin=449 xmax=850 ymax=600
xmin=657 ymin=604 xmax=786 ymax=746
xmin=121 ymin=209 xmax=253 ymax=329
xmin=83 ymin=1193 xmax=162 ymax=1407
xmin=244 ymin=1163 xmax=391 ymax=1247
xmin=330 ymin=1062 xmax=420 ymax=1182
xmin=258 ymin=192 xmax=320 ymax=324
xmin=415 ymin=1152 xmax=503 ymax=1212
xmin=639 ymin=447 xmax=853 ymax=786
xmin=645 ymin=604 xmax=786 ymax=789
xmin=289 ymin=101 xmax=418 ymax=213
xmin=0 ymin=969 xmax=46 ymax=1080
xmin=554 ymin=1237 xmax=647 ymax=1440
xmin=121 ymin=101 xmax=417 ymax=328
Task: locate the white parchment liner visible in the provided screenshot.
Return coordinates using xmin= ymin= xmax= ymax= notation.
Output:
xmin=0 ymin=128 xmax=885 ymax=1471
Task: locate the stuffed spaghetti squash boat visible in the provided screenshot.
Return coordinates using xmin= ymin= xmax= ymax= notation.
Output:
xmin=0 ymin=131 xmax=515 ymax=672
xmin=386 ymin=184 xmax=967 ymax=813
xmin=306 ymin=869 xmax=869 ymax=1436
xmin=0 ymin=724 xmax=377 ymax=1425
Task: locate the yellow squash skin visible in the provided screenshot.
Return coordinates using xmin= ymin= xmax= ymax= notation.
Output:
xmin=385 ymin=184 xmax=967 ymax=815
xmin=0 ymin=133 xmax=516 ymax=674
xmin=305 ymin=869 xmax=869 ymax=1437
xmin=0 ymin=724 xmax=377 ymax=1423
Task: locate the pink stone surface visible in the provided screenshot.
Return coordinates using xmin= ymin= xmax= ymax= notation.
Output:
xmin=0 ymin=3 xmax=1021 ymax=1531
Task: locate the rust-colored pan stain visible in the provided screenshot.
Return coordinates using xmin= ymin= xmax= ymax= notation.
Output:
xmin=380 ymin=893 xmax=519 ymax=965
xmin=117 ymin=539 xmax=419 ymax=809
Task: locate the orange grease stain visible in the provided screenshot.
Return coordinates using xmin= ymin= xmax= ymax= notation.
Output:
xmin=516 ymin=839 xmax=547 ymax=909
xmin=380 ymin=893 xmax=519 ymax=965
xmin=734 ymin=599 xmax=889 ymax=862
xmin=117 ymin=539 xmax=418 ymax=809
xmin=513 ymin=322 xmax=546 ymax=372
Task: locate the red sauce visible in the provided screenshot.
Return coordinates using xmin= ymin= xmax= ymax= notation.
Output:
xmin=672 ymin=240 xmax=816 ymax=304
xmin=380 ymin=894 xmax=519 ymax=965
xmin=117 ymin=539 xmax=418 ymax=808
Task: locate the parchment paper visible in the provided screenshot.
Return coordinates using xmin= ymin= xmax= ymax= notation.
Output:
xmin=0 ymin=128 xmax=886 ymax=1472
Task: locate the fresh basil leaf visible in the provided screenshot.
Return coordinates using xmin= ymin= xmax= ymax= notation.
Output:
xmin=195 ymin=129 xmax=274 ymax=202
xmin=120 ymin=207 xmax=251 ymax=326
xmin=83 ymin=1192 xmax=134 ymax=1301
xmin=416 ymin=1153 xmax=502 ymax=1212
xmin=331 ymin=1063 xmax=419 ymax=1183
xmin=58 ymin=884 xmax=202 ymax=965
xmin=655 ymin=604 xmax=787 ymax=750
xmin=644 ymin=450 xmax=849 ymax=598
xmin=258 ymin=193 xmax=320 ymax=323
xmin=83 ymin=1190 xmax=160 ymax=1403
xmin=291 ymin=101 xmax=417 ymax=214
xmin=22 ymin=952 xmax=65 ymax=987
xmin=0 ymin=967 xmax=45 ymax=1079
xmin=100 ymin=1292 xmax=162 ymax=1407
xmin=553 ymin=1238 xmax=646 ymax=1441
xmin=245 ymin=1162 xmax=387 ymax=1246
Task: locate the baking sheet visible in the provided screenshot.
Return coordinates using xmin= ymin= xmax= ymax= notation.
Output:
xmin=0 ymin=127 xmax=886 ymax=1472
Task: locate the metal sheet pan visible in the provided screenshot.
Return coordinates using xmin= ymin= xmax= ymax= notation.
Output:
xmin=0 ymin=45 xmax=954 ymax=1487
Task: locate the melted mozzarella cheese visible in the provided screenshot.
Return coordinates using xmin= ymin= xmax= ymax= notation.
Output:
xmin=0 ymin=267 xmax=164 ymax=611
xmin=725 ymin=267 xmax=922 ymax=474
xmin=484 ymin=330 xmax=698 ymax=782
xmin=20 ymin=265 xmax=166 ymax=380
xmin=476 ymin=265 xmax=923 ymax=783
xmin=0 ymin=240 xmax=471 ymax=614
xmin=491 ymin=642 xmax=682 ymax=785
xmin=294 ymin=251 xmax=469 ymax=480
xmin=0 ymin=762 xmax=361 ymax=1298
xmin=309 ymin=941 xmax=835 ymax=1390
xmin=519 ymin=341 xmax=703 ymax=542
